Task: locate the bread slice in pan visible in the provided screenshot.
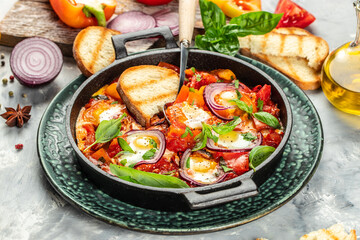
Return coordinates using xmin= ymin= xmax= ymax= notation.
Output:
xmin=117 ymin=65 xmax=179 ymax=127
xmin=73 ymin=26 xmax=120 ymax=77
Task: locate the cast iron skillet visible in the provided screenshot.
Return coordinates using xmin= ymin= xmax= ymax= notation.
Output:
xmin=66 ymin=26 xmax=292 ymax=211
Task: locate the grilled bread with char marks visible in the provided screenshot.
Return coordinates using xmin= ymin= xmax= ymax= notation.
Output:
xmin=239 ymin=27 xmax=329 ymax=90
xmin=73 ymin=26 xmax=120 ymax=77
xmin=117 ymin=65 xmax=179 ymax=127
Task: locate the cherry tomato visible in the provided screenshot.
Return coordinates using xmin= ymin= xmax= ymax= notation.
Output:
xmin=274 ymin=0 xmax=315 ymax=28
xmin=136 ymin=0 xmax=173 ymax=6
xmin=209 ymin=0 xmax=261 ymax=18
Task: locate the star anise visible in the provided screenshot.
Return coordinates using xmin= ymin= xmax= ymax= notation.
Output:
xmin=1 ymin=104 xmax=32 ymax=128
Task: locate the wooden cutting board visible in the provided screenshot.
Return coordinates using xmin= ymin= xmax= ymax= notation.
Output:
xmin=0 ymin=0 xmax=203 ymax=57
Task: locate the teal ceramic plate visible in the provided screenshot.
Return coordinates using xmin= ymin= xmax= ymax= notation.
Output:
xmin=37 ymin=55 xmax=323 ymax=234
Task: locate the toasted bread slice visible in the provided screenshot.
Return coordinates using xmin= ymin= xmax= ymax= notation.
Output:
xmin=272 ymin=27 xmax=311 ymax=36
xmin=241 ymin=48 xmax=321 ymax=90
xmin=117 ymin=65 xmax=179 ymax=127
xmin=239 ymin=30 xmax=329 ymax=71
xmin=73 ymin=26 xmax=120 ymax=77
xmin=300 ymin=223 xmax=357 ymax=240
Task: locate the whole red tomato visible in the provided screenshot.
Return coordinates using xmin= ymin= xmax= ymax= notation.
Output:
xmin=136 ymin=0 xmax=173 ymax=5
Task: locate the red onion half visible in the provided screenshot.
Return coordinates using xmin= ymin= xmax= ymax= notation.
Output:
xmin=152 ymin=9 xmax=179 ymax=36
xmin=203 ymin=83 xmax=238 ymax=121
xmin=179 ymin=149 xmax=227 ymax=186
xmin=120 ymin=130 xmax=166 ymax=167
xmin=10 ymin=37 xmax=63 ymax=87
xmin=207 ymin=132 xmax=263 ymax=152
xmin=107 ymin=11 xmax=156 ymax=34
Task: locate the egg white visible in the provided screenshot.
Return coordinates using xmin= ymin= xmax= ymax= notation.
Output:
xmin=217 ymin=131 xmax=253 ymax=149
xmin=181 ymin=103 xmax=211 ymax=129
xmin=187 ymin=157 xmax=221 ymax=184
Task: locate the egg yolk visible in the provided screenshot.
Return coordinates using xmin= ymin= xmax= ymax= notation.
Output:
xmin=215 ymin=90 xmax=237 ymax=107
xmin=190 ymin=156 xmax=218 ymax=173
xmin=218 ymin=131 xmax=239 ymax=143
xmin=133 ymin=136 xmax=158 ymax=150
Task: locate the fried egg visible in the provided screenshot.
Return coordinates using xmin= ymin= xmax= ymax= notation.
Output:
xmin=217 ymin=131 xmax=254 ymax=149
xmin=215 ymin=90 xmax=237 ymax=107
xmin=117 ymin=133 xmax=159 ymax=167
xmin=185 ymin=156 xmax=222 ymax=184
xmin=99 ymin=104 xmax=126 ymax=122
xmin=181 ymin=103 xmax=211 ymax=129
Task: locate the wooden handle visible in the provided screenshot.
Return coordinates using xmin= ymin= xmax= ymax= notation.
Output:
xmin=179 ymin=0 xmax=197 ymax=45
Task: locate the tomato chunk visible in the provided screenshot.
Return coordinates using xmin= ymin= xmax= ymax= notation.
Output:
xmin=275 ymin=0 xmax=315 ymax=28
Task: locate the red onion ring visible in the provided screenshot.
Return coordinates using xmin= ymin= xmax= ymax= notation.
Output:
xmin=121 ymin=130 xmax=166 ymax=167
xmin=179 ymin=149 xmax=227 ymax=186
xmin=204 ymin=83 xmax=239 ymax=121
xmin=207 ymin=132 xmax=263 ymax=152
xmin=153 ymin=9 xmax=179 ymax=36
xmin=107 ymin=11 xmax=156 ymax=34
xmin=10 ymin=37 xmax=63 ymax=87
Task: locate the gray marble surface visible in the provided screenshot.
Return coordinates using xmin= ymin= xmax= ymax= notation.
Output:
xmin=0 ymin=0 xmax=359 ymax=239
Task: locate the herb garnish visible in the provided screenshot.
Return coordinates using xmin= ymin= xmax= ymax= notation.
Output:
xmin=212 ymin=116 xmax=241 ymax=135
xmin=181 ymin=126 xmax=194 ymax=138
xmin=149 ymin=138 xmax=157 ymax=148
xmin=195 ymin=0 xmax=283 ymax=56
xmin=253 ymin=112 xmax=281 ymax=129
xmin=111 ymin=101 xmax=118 ymax=105
xmin=116 ymin=137 xmax=135 ymax=157
xmin=249 ymin=146 xmax=275 ymax=170
xmin=195 ymin=74 xmax=202 ymax=82
xmin=241 ymin=132 xmax=257 ymax=141
xmin=257 ymin=99 xmax=264 ymax=111
xmin=142 ymin=148 xmax=157 ymax=160
xmin=85 ymin=113 xmax=126 ymax=151
xmin=110 ymin=164 xmax=189 ymax=188
xmin=189 ymin=87 xmax=195 ymax=92
xmin=228 ymin=99 xmax=253 ymax=115
xmin=192 ymin=123 xmax=218 ymax=151
xmin=234 ymin=79 xmax=239 ymax=89
xmin=191 ymin=67 xmax=196 ymax=73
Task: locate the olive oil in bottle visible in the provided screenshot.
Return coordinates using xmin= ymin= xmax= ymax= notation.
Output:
xmin=321 ymin=1 xmax=360 ymax=115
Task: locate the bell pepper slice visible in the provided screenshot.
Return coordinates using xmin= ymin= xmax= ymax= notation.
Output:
xmin=50 ymin=0 xmax=116 ymax=28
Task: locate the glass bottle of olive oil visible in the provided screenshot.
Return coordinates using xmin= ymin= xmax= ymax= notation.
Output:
xmin=321 ymin=1 xmax=360 ymax=115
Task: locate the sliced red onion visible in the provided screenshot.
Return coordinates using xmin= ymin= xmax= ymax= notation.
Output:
xmin=10 ymin=37 xmax=63 ymax=87
xmin=204 ymin=83 xmax=238 ymax=120
xmin=121 ymin=130 xmax=166 ymax=167
xmin=153 ymin=10 xmax=179 ymax=36
xmin=107 ymin=11 xmax=156 ymax=34
xmin=179 ymin=149 xmax=227 ymax=186
xmin=207 ymin=132 xmax=263 ymax=152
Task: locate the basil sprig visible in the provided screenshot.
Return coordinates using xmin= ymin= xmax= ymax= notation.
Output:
xmin=193 ymin=123 xmax=218 ymax=151
xmin=253 ymin=112 xmax=281 ymax=129
xmin=229 ymin=99 xmax=253 ymax=115
xmin=212 ymin=116 xmax=241 ymax=135
xmin=249 ymin=146 xmax=275 ymax=170
xmin=181 ymin=126 xmax=194 ymax=138
xmin=142 ymin=148 xmax=157 ymax=160
xmin=85 ymin=113 xmax=126 ymax=151
xmin=110 ymin=164 xmax=189 ymax=188
xmin=195 ymin=0 xmax=283 ymax=56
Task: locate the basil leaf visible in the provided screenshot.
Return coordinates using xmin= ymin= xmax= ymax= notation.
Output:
xmin=236 ymin=89 xmax=242 ymax=100
xmin=117 ymin=138 xmax=135 ymax=153
xmin=234 ymin=79 xmax=239 ymax=89
xmin=85 ymin=113 xmax=126 ymax=151
xmin=142 ymin=148 xmax=157 ymax=160
xmin=249 ymin=146 xmax=275 ymax=170
xmin=120 ymin=159 xmax=127 ymax=166
xmin=189 ymin=87 xmax=195 ymax=92
xmin=229 ymin=11 xmax=283 ymax=37
xmin=111 ymin=101 xmax=118 ymax=105
xmin=195 ymin=28 xmax=240 ymax=56
xmin=241 ymin=132 xmax=257 ymax=141
xmin=257 ymin=99 xmax=264 ymax=111
xmin=181 ymin=127 xmax=194 ymax=138
xmin=186 ymin=157 xmax=191 ymax=169
xmin=199 ymin=0 xmax=226 ymax=30
xmin=229 ymin=99 xmax=253 ymax=115
xmin=192 ymin=123 xmax=219 ymax=151
xmin=221 ymin=165 xmax=233 ymax=172
xmin=253 ymin=112 xmax=281 ymax=129
xmin=212 ymin=116 xmax=242 ymax=135
xmin=149 ymin=139 xmax=157 ymax=148
xmin=195 ymin=74 xmax=202 ymax=82
xmin=191 ymin=67 xmax=196 ymax=73
xmin=110 ymin=164 xmax=190 ymax=188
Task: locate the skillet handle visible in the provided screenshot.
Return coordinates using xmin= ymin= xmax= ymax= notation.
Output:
xmin=183 ymin=178 xmax=258 ymax=210
xmin=111 ymin=26 xmax=178 ymax=60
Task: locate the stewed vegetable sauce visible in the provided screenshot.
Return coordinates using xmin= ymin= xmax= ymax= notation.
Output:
xmin=76 ymin=63 xmax=284 ymax=187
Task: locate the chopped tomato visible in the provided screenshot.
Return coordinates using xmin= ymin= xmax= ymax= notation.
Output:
xmin=214 ymin=152 xmax=249 ymax=175
xmin=262 ymin=103 xmax=280 ymax=118
xmin=107 ymin=138 xmax=121 ymax=158
xmin=186 ymin=71 xmax=217 ymax=90
xmin=166 ymin=125 xmax=201 ymax=153
xmin=257 ymin=84 xmax=271 ymax=104
xmin=209 ymin=0 xmax=261 ymax=18
xmin=262 ymin=132 xmax=283 ymax=148
xmin=158 ymin=62 xmax=180 ymax=73
xmin=136 ymin=157 xmax=179 ymax=175
xmin=275 ymin=0 xmax=315 ymax=28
